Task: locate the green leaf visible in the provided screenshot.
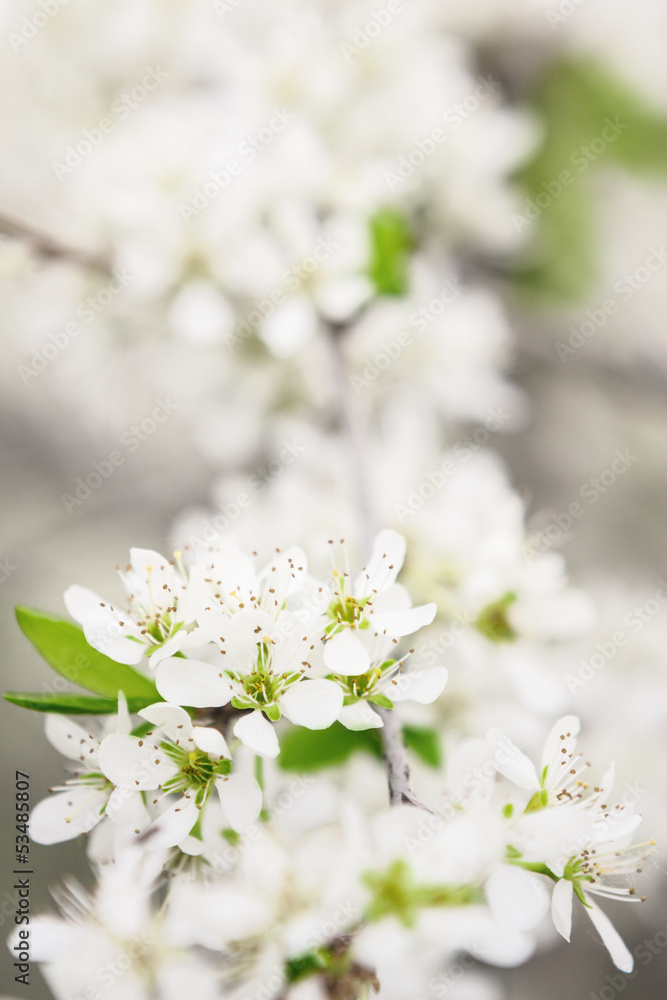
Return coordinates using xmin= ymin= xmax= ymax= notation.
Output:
xmin=15 ymin=606 xmax=159 ymax=703
xmin=512 ymin=58 xmax=667 ymax=303
xmin=368 ymin=207 xmax=412 ymax=296
xmin=402 ymin=724 xmax=442 ymax=769
xmin=4 ymin=692 xmax=153 ymax=714
xmin=278 ymin=722 xmax=383 ymax=772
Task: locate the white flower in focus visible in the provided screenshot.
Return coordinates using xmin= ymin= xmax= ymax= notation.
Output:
xmin=550 ymin=837 xmax=656 ymax=973
xmin=30 ymin=695 xmax=149 ymax=845
xmin=64 ymin=548 xmax=209 ymax=666
xmin=322 ymin=530 xmax=437 ymax=675
xmin=157 ymin=607 xmax=343 ymax=758
xmin=98 ymin=703 xmax=261 ymax=847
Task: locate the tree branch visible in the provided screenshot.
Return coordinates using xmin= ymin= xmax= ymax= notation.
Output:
xmin=0 ymin=209 xmax=110 ymax=272
xmin=325 ymin=317 xmax=429 ymax=812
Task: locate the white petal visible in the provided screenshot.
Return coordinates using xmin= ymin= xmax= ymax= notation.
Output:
xmin=30 ymin=787 xmax=106 ymax=843
xmin=105 ymin=787 xmax=151 ymax=830
xmin=141 ymin=796 xmax=199 ymax=851
xmin=391 ymin=667 xmax=448 ymax=704
xmin=156 ymin=658 xmax=232 ymax=708
xmin=139 ymin=702 xmax=194 ymax=741
xmin=45 ymin=714 xmax=99 ymax=764
xmin=280 ymin=679 xmax=343 ymax=729
xmin=20 ymin=915 xmax=73 ymax=961
xmin=217 ymin=773 xmax=263 ymax=832
xmin=338 ymin=701 xmax=383 ymax=730
xmin=370 ymin=583 xmax=411 ymax=615
xmin=585 ymin=897 xmax=634 ymax=973
xmin=551 ymin=879 xmax=573 ymax=941
xmin=486 ymin=866 xmax=550 ymax=931
xmin=64 ymin=584 xmax=144 ymax=664
xmin=148 ymin=631 xmax=190 ymax=666
xmin=541 ymin=714 xmax=581 ymax=787
xmin=98 ymin=734 xmax=175 ymax=789
xmin=354 ymin=529 xmax=406 ymax=595
xmin=323 ymin=630 xmax=370 ymax=675
xmin=486 ymin=729 xmax=539 ymax=790
xmin=233 ymin=712 xmax=280 ymax=758
xmin=114 ymin=691 xmax=131 ymax=735
xmin=370 ymin=602 xmax=437 ymax=638
xmin=193 ymin=726 xmax=230 ymax=758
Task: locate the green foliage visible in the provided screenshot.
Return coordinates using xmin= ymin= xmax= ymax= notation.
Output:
xmin=9 ymin=606 xmax=159 ymax=715
xmin=402 ymin=724 xmax=442 ymax=768
xmin=513 ymin=58 xmax=667 ymax=302
xmin=368 ymin=207 xmax=412 ymax=296
xmin=278 ymin=720 xmax=443 ymax=772
xmin=278 ymin=721 xmax=383 ymax=772
xmin=4 ymin=692 xmax=150 ymax=714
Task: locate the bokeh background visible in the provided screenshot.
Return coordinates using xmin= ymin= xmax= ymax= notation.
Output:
xmin=1 ymin=1 xmax=667 ymax=997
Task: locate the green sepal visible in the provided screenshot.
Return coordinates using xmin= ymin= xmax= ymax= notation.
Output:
xmin=264 ymin=702 xmax=281 ymax=722
xmin=524 ymin=788 xmax=549 ymax=813
xmin=368 ymin=693 xmax=394 ymax=710
xmin=368 ymin=207 xmax=412 ymax=296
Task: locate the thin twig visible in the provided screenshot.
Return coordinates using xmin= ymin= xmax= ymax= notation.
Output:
xmin=0 ymin=209 xmax=110 ymax=272
xmin=325 ymin=318 xmax=429 ymax=812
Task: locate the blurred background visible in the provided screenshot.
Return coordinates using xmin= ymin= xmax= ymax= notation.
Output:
xmin=1 ymin=1 xmax=667 ymax=997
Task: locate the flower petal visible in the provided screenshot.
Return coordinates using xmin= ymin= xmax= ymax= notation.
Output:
xmin=156 ymin=657 xmax=232 ymax=709
xmin=193 ymin=726 xmax=230 ymax=758
xmin=30 ymin=787 xmax=107 ymax=843
xmin=217 ymin=773 xmax=263 ymax=832
xmin=391 ymin=667 xmax=448 ymax=704
xmin=323 ymin=630 xmax=370 ymax=676
xmin=98 ymin=733 xmax=175 ymax=789
xmin=551 ymin=878 xmax=573 ymax=941
xmin=371 ymin=602 xmax=437 ymax=638
xmin=487 ymin=866 xmax=550 ymax=931
xmin=585 ymin=897 xmax=634 ymax=973
xmin=338 ymin=701 xmax=383 ymax=731
xmin=64 ymin=584 xmax=143 ymax=664
xmin=139 ymin=702 xmax=194 ymax=742
xmin=541 ymin=714 xmax=581 ymax=788
xmin=44 ymin=713 xmax=99 ymax=764
xmin=354 ymin=529 xmax=406 ymax=596
xmin=105 ymin=787 xmax=151 ymax=830
xmin=141 ymin=795 xmax=199 ymax=851
xmin=486 ymin=729 xmax=539 ymax=790
xmin=280 ymin=679 xmax=344 ymax=729
xmin=233 ymin=712 xmax=279 ymax=758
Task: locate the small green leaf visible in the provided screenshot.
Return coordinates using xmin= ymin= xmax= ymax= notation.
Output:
xmin=278 ymin=722 xmax=383 ymax=772
xmin=368 ymin=207 xmax=412 ymax=296
xmin=15 ymin=606 xmax=159 ymax=703
xmin=4 ymin=692 xmax=151 ymax=714
xmin=402 ymin=724 xmax=442 ymax=769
